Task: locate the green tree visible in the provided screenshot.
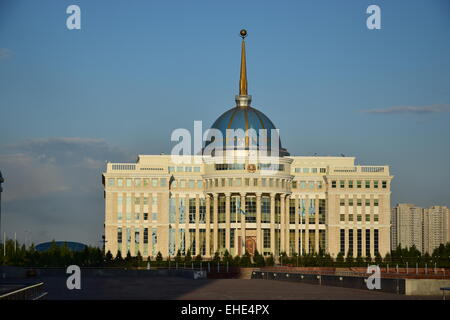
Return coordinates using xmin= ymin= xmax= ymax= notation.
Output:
xmin=155 ymin=251 xmax=163 ymax=266
xmin=335 ymin=252 xmax=344 ymax=267
xmin=185 ymin=249 xmax=192 ymax=264
xmin=265 ymin=254 xmax=274 ymax=267
xmin=240 ymin=251 xmax=251 ymax=267
xmin=105 ymin=250 xmax=113 ymax=265
xmin=253 ymin=250 xmax=265 ymax=267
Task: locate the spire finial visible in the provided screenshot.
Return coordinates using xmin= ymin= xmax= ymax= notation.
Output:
xmin=239 ymin=29 xmax=248 ymax=96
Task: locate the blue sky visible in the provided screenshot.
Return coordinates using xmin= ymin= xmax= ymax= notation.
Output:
xmin=0 ymin=0 xmax=449 ymax=245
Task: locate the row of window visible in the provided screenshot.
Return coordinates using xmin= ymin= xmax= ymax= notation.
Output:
xmin=294 ymin=167 xmax=327 ymax=174
xmin=117 ymin=212 xmax=158 ymax=221
xmin=331 ymin=180 xmax=387 ymax=189
xmin=292 ymin=180 xmax=323 ymax=189
xmin=339 ymin=199 xmax=379 ymax=207
xmin=117 ymin=227 xmax=158 ymax=256
xmin=340 ymin=214 xmax=379 ymax=222
xmin=206 ymin=177 xmax=289 ymax=189
xmin=340 ymin=229 xmax=379 ymax=256
xmin=170 ymin=180 xmax=203 ymax=189
xmin=117 ymin=195 xmax=158 ymax=207
xmin=108 ymin=178 xmax=167 ymax=188
xmin=168 ymin=166 xmax=201 ymax=173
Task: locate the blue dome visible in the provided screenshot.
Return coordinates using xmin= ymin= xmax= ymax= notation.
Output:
xmin=206 ymin=106 xmax=289 ymax=156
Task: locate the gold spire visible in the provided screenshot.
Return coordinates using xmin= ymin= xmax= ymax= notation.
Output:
xmin=239 ymin=29 xmax=248 ymax=95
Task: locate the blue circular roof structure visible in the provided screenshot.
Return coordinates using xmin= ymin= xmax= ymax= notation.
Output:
xmin=35 ymin=241 xmax=87 ymax=252
xmin=206 ymin=106 xmax=289 ymax=156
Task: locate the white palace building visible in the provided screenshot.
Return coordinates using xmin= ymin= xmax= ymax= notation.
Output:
xmin=102 ymin=30 xmax=393 ymax=260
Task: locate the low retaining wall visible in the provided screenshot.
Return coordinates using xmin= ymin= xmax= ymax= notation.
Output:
xmin=1 ymin=267 xmax=206 ymax=280
xmin=252 ymin=270 xmax=405 ymax=294
xmin=405 ymin=279 xmax=450 ymax=296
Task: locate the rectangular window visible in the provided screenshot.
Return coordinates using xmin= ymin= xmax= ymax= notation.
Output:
xmin=374 ymin=229 xmax=379 ymax=255
xmin=108 ymin=178 xmax=115 ymax=186
xmin=309 ymin=199 xmax=315 ymax=224
xmin=348 ymin=214 xmax=353 ymax=222
xmin=245 ymin=196 xmax=257 ymax=223
xmin=179 ymin=198 xmax=185 ymax=223
xmin=218 ymin=196 xmax=226 ymax=223
xmin=340 ymin=229 xmax=345 ymax=254
xmin=152 ymin=212 xmax=157 ymax=221
xmin=348 ymin=199 xmax=354 ymax=206
xmin=374 ymin=181 xmax=379 ymax=188
xmin=374 ymin=199 xmax=379 ymax=207
xmin=365 ymin=214 xmax=370 ymax=222
xmin=357 ymin=180 xmax=362 ymax=188
xmin=126 ymin=179 xmax=132 ymax=187
xmin=218 ymin=229 xmax=226 ymax=250
xmin=303 ymin=168 xmax=310 ymax=173
xmin=117 ymin=179 xmax=123 ymax=187
xmin=261 ymin=196 xmax=270 ymax=223
xmin=320 ymin=168 xmax=326 ymax=173
xmin=179 ymin=229 xmax=185 ymax=255
xmin=374 ymin=215 xmax=379 ymax=222
xmin=348 ymin=229 xmax=353 ymax=256
xmin=152 ymin=179 xmax=158 ymax=187
xmin=144 ymin=212 xmax=148 ymax=220
xmin=135 ymin=179 xmax=141 ymax=187
xmin=365 ymin=199 xmax=370 ymax=207
xmin=169 ymin=197 xmax=176 ymax=223
xmin=189 ymin=229 xmax=196 ymax=255
xmin=143 ymin=228 xmax=148 ymax=244
xmin=189 ymin=198 xmax=196 ymax=223
xmin=230 ymin=229 xmax=235 ymax=249
xmin=289 ymin=199 xmax=296 ymax=224
xmin=152 ymin=228 xmax=157 ymax=256
xmin=197 ymin=180 xmax=203 ymax=188
xmin=134 ymin=197 xmax=140 ymax=205
xmin=340 ymin=199 xmax=345 ymax=206
xmin=365 ymin=229 xmax=370 ymax=257
xmin=365 ymin=180 xmax=371 ymax=188
xmin=357 ymin=229 xmax=362 ymax=257
xmin=332 ymin=181 xmax=336 ymax=188
xmin=199 ymin=198 xmax=206 ymax=223
xmin=340 ymin=214 xmax=345 ymax=222
xmin=382 ymin=181 xmax=387 ymax=189
xmin=357 ymin=215 xmax=362 ymax=222
xmin=275 ymin=197 xmax=281 ymax=224
xmin=160 ymin=179 xmax=167 ymax=187
xmin=263 ymin=229 xmax=271 ymax=249
xmin=194 ymin=167 xmax=200 ymax=172
xmin=143 ymin=197 xmax=148 ymax=205
xmin=292 ymin=181 xmax=297 ymax=188
xmin=340 ymin=180 xmax=345 ymax=188
xmin=185 ymin=166 xmax=192 ymax=172
xmin=357 ymin=199 xmax=362 ymax=207
xmin=117 ymin=227 xmax=122 ymax=244
xmin=199 ymin=229 xmax=206 ymax=255
xmin=311 ymin=168 xmax=318 ymax=173
xmin=348 ymin=180 xmax=353 ymax=188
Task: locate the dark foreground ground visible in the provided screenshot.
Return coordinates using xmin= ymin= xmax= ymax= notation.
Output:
xmin=36 ymin=276 xmax=439 ymax=300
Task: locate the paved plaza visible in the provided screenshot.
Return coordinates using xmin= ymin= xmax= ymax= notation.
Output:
xmin=38 ymin=276 xmax=439 ymax=300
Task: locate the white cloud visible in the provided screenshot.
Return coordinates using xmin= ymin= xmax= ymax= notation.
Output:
xmin=0 ymin=48 xmax=13 ymax=60
xmin=361 ymin=104 xmax=450 ymax=115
